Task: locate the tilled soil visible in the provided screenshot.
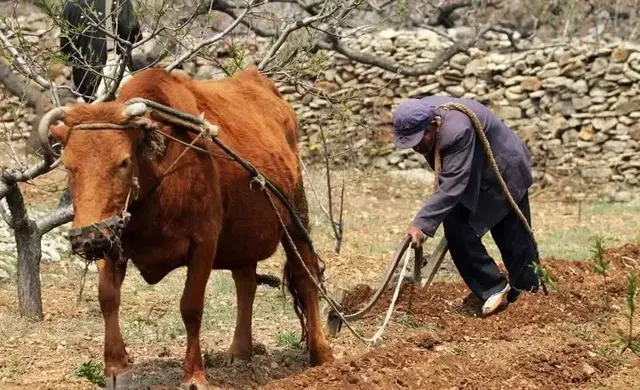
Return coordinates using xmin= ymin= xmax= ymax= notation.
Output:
xmin=261 ymin=244 xmax=640 ymax=390
xmin=1 ymin=244 xmax=639 ymax=389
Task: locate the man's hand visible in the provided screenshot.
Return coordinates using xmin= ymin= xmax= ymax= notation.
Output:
xmin=408 ymin=225 xmax=426 ymax=248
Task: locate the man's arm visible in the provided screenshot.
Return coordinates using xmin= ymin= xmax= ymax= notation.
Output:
xmin=412 ymin=125 xmax=475 ymax=237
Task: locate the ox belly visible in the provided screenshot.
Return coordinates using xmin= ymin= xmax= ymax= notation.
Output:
xmin=123 ymin=233 xmax=193 ymax=284
xmin=213 ymin=211 xmax=284 ymax=270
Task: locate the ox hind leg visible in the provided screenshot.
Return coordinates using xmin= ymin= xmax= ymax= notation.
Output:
xmin=228 ymin=264 xmax=258 ymax=362
xmin=280 ymin=180 xmax=333 ymax=365
xmin=281 ymin=234 xmax=333 ymax=366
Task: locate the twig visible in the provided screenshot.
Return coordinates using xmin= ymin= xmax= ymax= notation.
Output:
xmin=165 ymin=2 xmax=255 ymax=72
xmin=94 ymin=43 xmax=133 ymax=103
xmin=316 ymin=24 xmax=492 ymax=76
xmin=0 ymin=24 xmax=60 ymax=106
xmin=0 ymin=24 xmax=51 ymax=88
xmin=300 ymin=158 xmax=333 ymax=222
xmin=258 ymin=2 xmax=345 ymax=70
xmin=318 ymin=124 xmax=344 ymax=253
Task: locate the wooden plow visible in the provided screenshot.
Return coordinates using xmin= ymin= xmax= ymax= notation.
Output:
xmin=326 ymin=235 xmax=449 ymax=336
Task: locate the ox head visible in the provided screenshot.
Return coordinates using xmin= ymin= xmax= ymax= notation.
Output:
xmin=38 ymin=101 xmax=162 ymax=260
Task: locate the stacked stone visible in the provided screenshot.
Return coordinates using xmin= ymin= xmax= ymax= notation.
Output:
xmin=275 ymin=28 xmax=640 ymax=186
xmin=2 ymin=13 xmax=639 ymax=186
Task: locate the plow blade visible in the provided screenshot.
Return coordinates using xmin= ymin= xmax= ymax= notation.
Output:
xmin=326 ymin=235 xmax=449 ymax=336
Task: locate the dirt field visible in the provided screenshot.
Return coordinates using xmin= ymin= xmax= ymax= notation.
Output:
xmin=0 ymin=163 xmax=639 ymax=389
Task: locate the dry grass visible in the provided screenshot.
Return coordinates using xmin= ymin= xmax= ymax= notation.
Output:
xmin=0 ymin=164 xmax=638 ymax=389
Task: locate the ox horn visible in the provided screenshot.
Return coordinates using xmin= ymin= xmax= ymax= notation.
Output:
xmin=37 ymin=106 xmax=66 ymax=163
xmin=124 ymin=102 xmax=148 ymax=117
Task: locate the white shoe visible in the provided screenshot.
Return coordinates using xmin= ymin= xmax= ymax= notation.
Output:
xmin=482 ymin=284 xmax=511 ymax=316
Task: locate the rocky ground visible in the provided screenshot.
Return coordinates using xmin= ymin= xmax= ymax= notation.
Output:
xmin=1 ymin=163 xmax=639 ymax=389
xmin=3 ymin=2 xmax=640 ymax=193
xmin=261 ymin=245 xmax=640 ymax=390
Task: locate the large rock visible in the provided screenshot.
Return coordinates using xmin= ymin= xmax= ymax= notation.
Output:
xmin=603 ymin=140 xmax=628 ymax=153
xmin=494 ymin=105 xmax=522 ymax=120
xmin=592 ymin=117 xmax=618 ymax=131
xmin=520 ymin=77 xmax=542 ymax=91
xmin=611 ymin=45 xmax=630 ymax=63
xmin=581 ymin=167 xmax=613 ymax=179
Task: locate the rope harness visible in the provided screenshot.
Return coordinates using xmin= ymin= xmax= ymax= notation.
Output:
xmin=58 ymin=98 xmax=547 ymax=347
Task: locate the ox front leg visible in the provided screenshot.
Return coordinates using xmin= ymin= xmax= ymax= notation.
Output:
xmin=179 ymin=241 xmax=215 ymax=390
xmin=228 ymin=264 xmax=257 ymax=363
xmin=98 ymin=257 xmax=132 ymax=389
xmin=281 ymin=238 xmax=334 ymax=366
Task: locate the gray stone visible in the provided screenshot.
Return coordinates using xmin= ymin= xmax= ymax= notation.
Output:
xmin=595 ymin=131 xmax=610 ymax=143
xmin=581 ymin=167 xmax=613 ymax=178
xmin=0 ymin=267 xmax=10 ymax=282
xmin=572 ymin=96 xmax=591 ymax=110
xmin=373 ymin=157 xmax=389 ymax=169
xmin=591 ymin=57 xmax=609 ymax=73
xmin=570 ymin=79 xmax=589 ymax=95
xmin=446 ymin=85 xmax=466 ymax=97
xmin=603 ymin=140 xmax=627 ymax=153
xmin=408 ymin=83 xmax=440 ymax=97
xmin=194 ymin=65 xmax=216 ymax=80
xmin=388 ymin=152 xmax=403 ymax=165
xmin=543 ymin=77 xmax=573 ymax=89
xmin=562 ymin=129 xmax=579 ymax=144
xmin=464 ymin=58 xmax=489 ymax=75
xmin=494 ymin=105 xmax=522 ymax=120
xmin=616 ymin=191 xmax=633 ymax=202
xmin=592 ymin=117 xmax=618 ymax=131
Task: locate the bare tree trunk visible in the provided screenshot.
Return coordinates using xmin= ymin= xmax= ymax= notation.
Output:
xmin=4 ymin=185 xmax=44 ymax=320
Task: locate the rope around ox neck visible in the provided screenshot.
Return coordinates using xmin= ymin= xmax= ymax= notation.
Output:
xmin=434 ymin=102 xmax=549 ymax=295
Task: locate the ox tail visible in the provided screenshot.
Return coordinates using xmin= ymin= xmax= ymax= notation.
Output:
xmin=280 ymin=178 xmax=315 ymax=344
xmin=282 ymin=257 xmax=308 ymax=343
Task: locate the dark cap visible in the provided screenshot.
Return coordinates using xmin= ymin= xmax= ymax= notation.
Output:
xmin=392 ymin=99 xmax=437 ymax=149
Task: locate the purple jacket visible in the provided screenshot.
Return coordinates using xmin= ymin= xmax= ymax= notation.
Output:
xmin=410 ymin=96 xmax=533 ymax=237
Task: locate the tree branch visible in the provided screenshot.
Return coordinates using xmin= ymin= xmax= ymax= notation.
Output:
xmin=0 ymin=23 xmax=60 ymax=106
xmin=0 ymin=58 xmax=46 ymax=108
xmin=0 ymin=197 xmax=13 ymax=228
xmin=258 ymin=1 xmax=357 ymax=70
xmin=316 ymin=23 xmax=492 ymax=76
xmin=0 ymin=161 xmax=52 ymax=200
xmin=165 ymin=2 xmax=255 ymax=72
xmin=36 ymin=204 xmax=73 ymax=235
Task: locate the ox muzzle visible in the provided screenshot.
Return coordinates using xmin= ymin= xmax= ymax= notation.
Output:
xmin=68 ymin=213 xmax=130 ymax=261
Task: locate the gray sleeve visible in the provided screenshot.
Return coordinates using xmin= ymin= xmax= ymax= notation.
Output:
xmin=412 ymin=126 xmax=475 ymax=237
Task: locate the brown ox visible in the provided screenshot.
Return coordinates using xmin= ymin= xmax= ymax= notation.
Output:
xmin=38 ymin=67 xmax=333 ymax=389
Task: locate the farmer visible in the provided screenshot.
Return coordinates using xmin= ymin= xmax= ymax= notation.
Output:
xmin=392 ymin=96 xmax=540 ymax=316
xmin=60 ymin=0 xmax=142 ymax=103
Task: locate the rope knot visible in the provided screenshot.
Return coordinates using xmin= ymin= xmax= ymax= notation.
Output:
xmin=250 ymin=174 xmax=266 ymax=190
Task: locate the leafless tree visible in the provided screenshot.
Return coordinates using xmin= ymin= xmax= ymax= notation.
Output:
xmin=0 ymin=0 xmax=551 ymax=318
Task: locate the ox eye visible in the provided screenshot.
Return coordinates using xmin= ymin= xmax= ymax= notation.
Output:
xmin=118 ymin=157 xmax=131 ymax=170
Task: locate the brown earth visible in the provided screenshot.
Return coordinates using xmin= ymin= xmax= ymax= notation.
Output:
xmin=1 ymin=151 xmax=640 ymax=389
xmin=260 ymin=245 xmax=640 ymax=390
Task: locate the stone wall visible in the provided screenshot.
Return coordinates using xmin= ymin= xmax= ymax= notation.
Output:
xmin=2 ymin=13 xmax=640 ymax=188
xmin=276 ymin=29 xmax=640 ymax=187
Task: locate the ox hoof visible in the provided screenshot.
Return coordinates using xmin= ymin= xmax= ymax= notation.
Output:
xmin=310 ymin=345 xmax=334 ymax=367
xmin=224 ymin=353 xmax=250 ymax=367
xmin=179 ymin=378 xmax=209 ymax=390
xmin=105 ymin=370 xmax=133 ymax=390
